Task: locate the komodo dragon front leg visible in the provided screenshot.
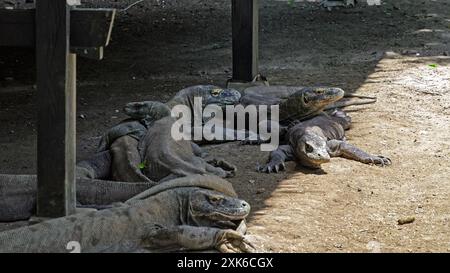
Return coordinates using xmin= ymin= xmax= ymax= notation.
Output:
xmin=138 ymin=225 xmax=253 ymax=253
xmin=258 ymin=145 xmax=294 ymax=173
xmin=326 ymin=140 xmax=392 ymax=167
xmin=92 ymin=224 xmax=253 ymax=253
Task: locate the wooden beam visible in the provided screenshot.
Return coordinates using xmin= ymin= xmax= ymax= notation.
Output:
xmin=71 ymin=47 xmax=104 ymax=60
xmin=231 ymin=0 xmax=259 ymax=82
xmin=0 ymin=8 xmax=115 ymax=49
xmin=36 ymin=0 xmax=76 ymax=218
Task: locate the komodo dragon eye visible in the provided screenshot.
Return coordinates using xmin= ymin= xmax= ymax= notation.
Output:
xmin=305 ymin=143 xmax=314 ymax=153
xmin=208 ymin=195 xmax=223 ymax=204
xmin=211 ymin=89 xmax=223 ymax=97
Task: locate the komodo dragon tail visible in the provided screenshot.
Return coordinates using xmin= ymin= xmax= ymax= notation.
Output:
xmin=0 ymin=174 xmax=157 ymax=222
xmin=126 ymin=174 xmax=237 ymax=203
xmin=325 ymin=94 xmax=377 ymax=110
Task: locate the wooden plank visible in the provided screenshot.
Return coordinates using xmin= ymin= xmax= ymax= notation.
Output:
xmin=36 ymin=0 xmax=76 ymax=218
xmin=231 ymin=0 xmax=259 ymax=82
xmin=0 ymin=8 xmax=115 ymax=48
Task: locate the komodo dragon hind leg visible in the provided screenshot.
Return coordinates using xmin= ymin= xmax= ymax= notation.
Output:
xmin=111 ymin=136 xmax=151 ymax=182
xmin=326 ymin=139 xmax=392 ymax=167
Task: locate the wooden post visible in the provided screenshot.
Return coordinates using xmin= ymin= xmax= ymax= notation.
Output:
xmin=36 ymin=0 xmax=76 ymax=217
xmin=231 ymin=0 xmax=259 ymax=82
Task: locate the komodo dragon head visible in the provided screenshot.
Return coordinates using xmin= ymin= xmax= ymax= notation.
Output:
xmin=123 ymin=101 xmax=171 ymax=121
xmin=280 ymin=87 xmax=345 ymax=122
xmin=167 ymin=85 xmax=242 ymax=109
xmin=187 ymin=189 xmax=250 ymax=229
xmin=292 ymin=131 xmax=331 ymax=169
xmin=204 ymin=87 xmax=241 ymax=107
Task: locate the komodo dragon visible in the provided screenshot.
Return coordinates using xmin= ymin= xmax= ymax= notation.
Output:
xmin=240 ymin=85 xmax=377 ymax=125
xmin=0 ymin=175 xmax=254 ymax=253
xmin=138 ymin=116 xmax=237 ymax=182
xmin=91 ymin=86 xmax=241 ymax=182
xmin=258 ymin=110 xmax=391 ymax=173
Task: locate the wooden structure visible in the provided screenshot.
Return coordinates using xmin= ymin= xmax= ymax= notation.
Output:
xmin=0 ymin=0 xmax=257 ymax=218
xmin=0 ymin=1 xmax=115 ymax=218
xmin=232 ymin=0 xmax=259 ymax=82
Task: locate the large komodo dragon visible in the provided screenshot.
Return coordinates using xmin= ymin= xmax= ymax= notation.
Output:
xmin=240 ymin=85 xmax=377 ymax=125
xmin=259 ymin=110 xmax=391 ymax=173
xmin=137 ymin=116 xmax=237 ymax=182
xmin=0 ymin=175 xmax=254 ymax=253
xmin=93 ymin=85 xmax=241 ymax=182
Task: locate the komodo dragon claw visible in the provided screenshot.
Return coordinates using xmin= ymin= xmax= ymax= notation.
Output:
xmin=366 ymin=155 xmax=392 ymax=167
xmin=216 ymin=230 xmax=256 ymax=253
xmin=257 ymin=160 xmax=286 ymax=173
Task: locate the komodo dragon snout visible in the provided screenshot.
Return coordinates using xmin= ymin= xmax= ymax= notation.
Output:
xmin=188 ymin=189 xmax=250 ymax=229
xmin=294 ymin=133 xmax=331 ymax=169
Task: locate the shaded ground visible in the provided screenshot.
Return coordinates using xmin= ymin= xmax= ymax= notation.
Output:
xmin=0 ymin=0 xmax=449 ymax=252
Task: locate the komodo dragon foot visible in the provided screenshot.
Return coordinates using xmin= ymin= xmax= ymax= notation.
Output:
xmin=206 ymin=158 xmax=237 ymax=178
xmin=360 ymin=155 xmax=392 ymax=167
xmin=215 ymin=229 xmax=256 ymax=253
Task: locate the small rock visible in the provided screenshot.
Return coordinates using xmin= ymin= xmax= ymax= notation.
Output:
xmin=78 ymin=114 xmax=86 ymax=119
xmin=256 ymin=188 xmax=266 ymax=194
xmin=9 ymin=130 xmax=15 ymax=134
xmin=334 ymin=243 xmax=343 ymax=249
xmin=248 ymin=179 xmax=255 ymax=184
xmin=115 ymin=109 xmax=120 ymax=113
xmin=443 ymin=51 xmax=449 ymax=56
xmin=398 ymin=216 xmax=415 ymax=225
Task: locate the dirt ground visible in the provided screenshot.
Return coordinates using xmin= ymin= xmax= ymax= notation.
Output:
xmin=0 ymin=0 xmax=449 ymax=252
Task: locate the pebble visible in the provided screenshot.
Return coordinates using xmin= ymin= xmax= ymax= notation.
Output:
xmin=256 ymin=188 xmax=266 ymax=194
xmin=79 ymin=114 xmax=86 ymax=119
xmin=398 ymin=217 xmax=415 ymax=225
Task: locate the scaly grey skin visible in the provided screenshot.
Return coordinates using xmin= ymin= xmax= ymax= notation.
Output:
xmin=0 ymin=175 xmax=253 ymax=253
xmin=96 ymin=86 xmax=241 ymax=181
xmin=0 ymin=151 xmax=158 ymax=222
xmin=138 ymin=116 xmax=237 ymax=182
xmin=165 ymin=85 xmax=242 ymax=111
xmin=239 ymin=86 xmax=377 ymax=144
xmin=0 ymin=174 xmax=156 ymax=222
xmin=240 ymin=86 xmax=377 ymax=124
xmin=97 ymin=101 xmax=171 ymax=152
xmin=110 ymin=136 xmax=152 ymax=182
xmin=259 ymin=110 xmax=391 ymax=173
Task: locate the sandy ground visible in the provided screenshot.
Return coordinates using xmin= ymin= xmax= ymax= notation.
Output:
xmin=0 ymin=0 xmax=449 ymax=252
